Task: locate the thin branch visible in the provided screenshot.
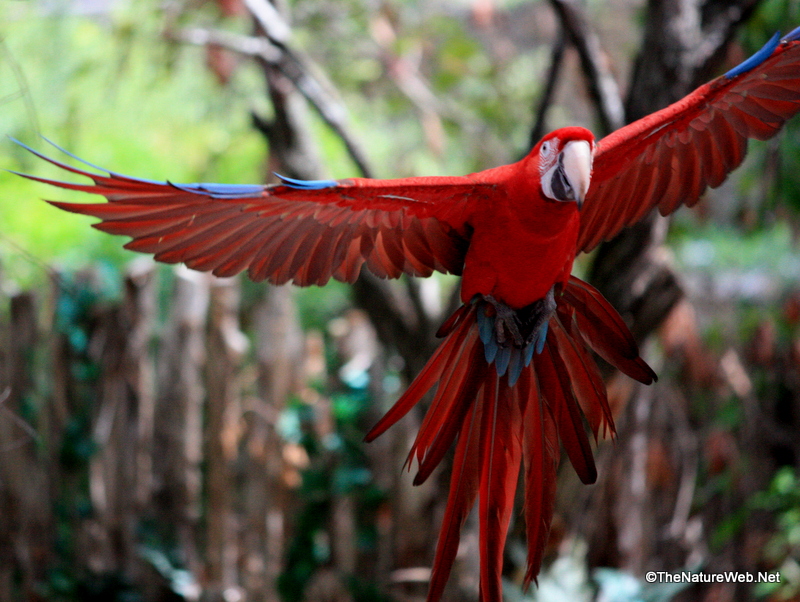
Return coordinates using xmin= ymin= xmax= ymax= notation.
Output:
xmin=268 ymin=48 xmax=374 ymax=177
xmin=176 ymin=27 xmax=281 ymax=61
xmin=244 ymin=0 xmax=374 ymax=177
xmin=173 ymin=22 xmax=374 ymax=177
xmin=369 ymin=15 xmax=448 ymax=155
xmin=547 ymin=0 xmax=625 ymax=135
xmin=242 ymin=0 xmax=291 ymax=45
xmin=233 ymin=1 xmax=433 ymax=379
xmin=529 ymin=28 xmax=567 ymax=149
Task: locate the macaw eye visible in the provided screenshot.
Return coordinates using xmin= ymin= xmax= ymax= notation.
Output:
xmin=538 ymin=137 xmax=559 ymax=170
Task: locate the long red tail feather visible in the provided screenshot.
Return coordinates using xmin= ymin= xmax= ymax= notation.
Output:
xmin=538 ymin=338 xmax=598 ymax=485
xmin=368 ymin=278 xmax=655 ymax=602
xmin=521 ymin=366 xmax=559 ymax=587
xmin=562 ymin=277 xmax=657 ymax=384
xmin=409 ymin=326 xmax=478 ymax=460
xmin=426 ymin=397 xmax=484 ymax=601
xmin=478 ymin=371 xmax=524 ymax=601
xmin=364 ymin=316 xmax=469 ymax=442
xmin=551 ymin=316 xmax=615 ymax=440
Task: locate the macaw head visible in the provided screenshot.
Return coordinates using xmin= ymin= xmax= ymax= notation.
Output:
xmin=535 ymin=127 xmax=594 ymax=210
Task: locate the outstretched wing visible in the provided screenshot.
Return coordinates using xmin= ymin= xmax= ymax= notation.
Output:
xmin=579 ymin=28 xmax=800 ymax=252
xmin=16 ymin=141 xmax=491 ymax=286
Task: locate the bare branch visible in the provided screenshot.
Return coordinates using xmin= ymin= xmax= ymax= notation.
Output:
xmin=548 ymin=0 xmax=625 ymax=134
xmin=529 ymin=28 xmax=567 ymax=149
xmin=267 ymin=47 xmax=374 ymax=177
xmin=369 ymin=15 xmax=448 ymax=155
xmin=176 ymin=27 xmax=281 ymax=61
xmin=238 ymin=2 xmax=435 ymax=384
xmin=173 ymin=17 xmax=374 ymax=177
xmin=246 ymin=0 xmax=374 ymax=177
xmin=243 ymin=0 xmax=291 ymax=45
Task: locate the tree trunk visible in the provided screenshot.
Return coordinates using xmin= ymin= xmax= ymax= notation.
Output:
xmin=577 ymin=0 xmax=763 ymax=583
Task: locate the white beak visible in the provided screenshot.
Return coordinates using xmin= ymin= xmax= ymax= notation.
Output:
xmin=560 ymin=140 xmax=592 ymax=209
xmin=542 ymin=139 xmax=593 ymax=208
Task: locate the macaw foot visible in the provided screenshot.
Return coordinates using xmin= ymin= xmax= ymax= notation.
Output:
xmin=477 ymin=288 xmax=557 ymax=384
xmin=483 ymin=288 xmax=556 ymax=347
xmin=515 ymin=287 xmax=556 ymax=347
xmin=483 ymin=295 xmax=526 ymax=346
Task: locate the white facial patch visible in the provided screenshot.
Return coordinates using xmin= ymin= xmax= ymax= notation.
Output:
xmin=538 ymin=137 xmax=559 ymax=176
xmin=541 ymin=140 xmax=592 ymax=204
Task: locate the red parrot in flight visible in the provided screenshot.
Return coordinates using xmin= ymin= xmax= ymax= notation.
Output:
xmin=14 ymin=27 xmax=800 ymax=602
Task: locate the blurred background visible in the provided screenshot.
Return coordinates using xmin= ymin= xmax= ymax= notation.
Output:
xmin=2 ymin=0 xmax=800 ymax=600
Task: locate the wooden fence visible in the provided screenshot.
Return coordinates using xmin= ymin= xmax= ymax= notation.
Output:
xmin=0 ymin=260 xmax=439 ymax=602
xmin=5 ymin=257 xmax=800 ymax=602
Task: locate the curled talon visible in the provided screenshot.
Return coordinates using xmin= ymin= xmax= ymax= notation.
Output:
xmin=482 ymin=287 xmax=557 ymax=352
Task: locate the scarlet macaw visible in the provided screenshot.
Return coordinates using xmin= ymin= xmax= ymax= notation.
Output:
xmin=14 ymin=27 xmax=800 ymax=602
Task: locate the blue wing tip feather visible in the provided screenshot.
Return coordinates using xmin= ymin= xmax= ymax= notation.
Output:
xmin=724 ymin=31 xmax=781 ymax=79
xmin=783 ymin=26 xmax=800 ymax=43
xmin=172 ymin=181 xmax=265 ymax=198
xmin=41 ymin=136 xmax=112 ymax=174
xmin=11 ymin=137 xmax=266 ymax=199
xmin=275 ymin=173 xmax=337 ymax=190
xmin=723 ymin=27 xmax=800 ymax=80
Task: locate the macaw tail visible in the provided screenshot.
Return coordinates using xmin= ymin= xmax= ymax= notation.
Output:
xmin=364 ymin=275 xmax=656 ymax=602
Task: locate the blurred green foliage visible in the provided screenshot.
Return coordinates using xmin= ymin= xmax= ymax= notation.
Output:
xmin=0 ymin=1 xmax=264 ymax=285
xmin=277 ymin=385 xmax=389 ymax=602
xmin=752 ymin=468 xmax=800 ymax=598
xmin=710 ymin=468 xmax=800 ymax=599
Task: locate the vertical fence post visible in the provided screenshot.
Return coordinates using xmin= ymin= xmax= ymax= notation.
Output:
xmin=152 ymin=267 xmax=210 ymax=578
xmin=0 ymin=291 xmax=50 ymax=600
xmin=205 ymin=276 xmax=247 ymax=601
xmin=125 ymin=260 xmax=158 ymax=514
xmin=244 ymin=285 xmax=304 ymax=601
xmin=82 ymin=261 xmax=157 ymax=577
